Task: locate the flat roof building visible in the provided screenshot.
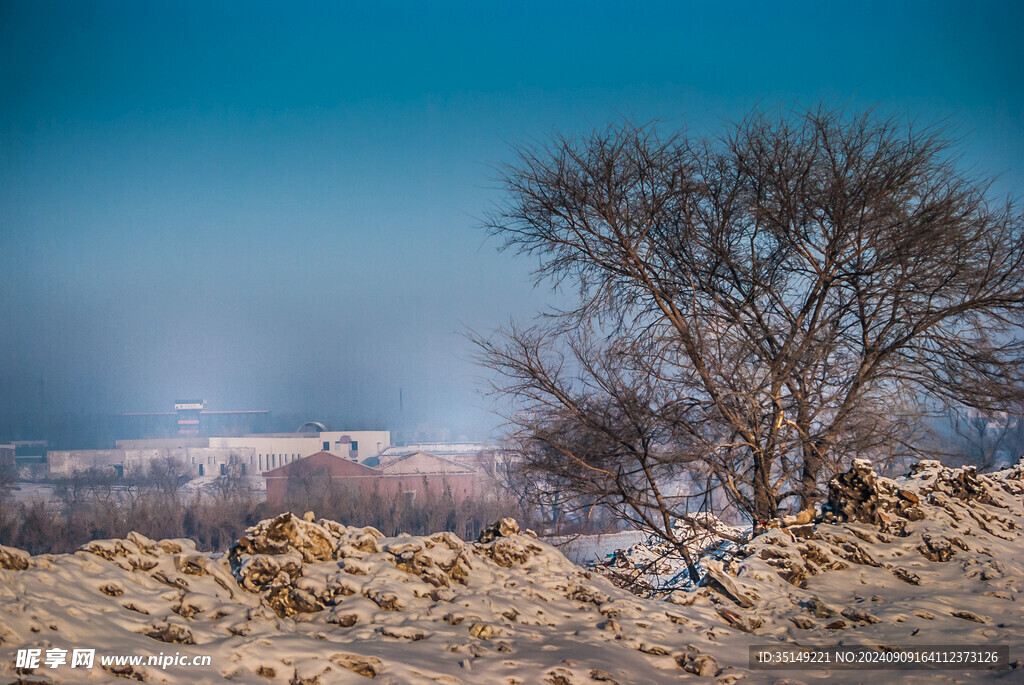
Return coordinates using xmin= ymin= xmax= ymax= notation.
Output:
xmin=49 ymin=428 xmax=391 ymax=478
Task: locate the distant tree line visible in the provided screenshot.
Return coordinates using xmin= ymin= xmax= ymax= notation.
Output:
xmin=0 ymin=457 xmax=530 ymax=555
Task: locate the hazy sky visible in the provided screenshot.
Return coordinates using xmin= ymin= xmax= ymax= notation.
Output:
xmin=1 ymin=1 xmax=1022 ymax=440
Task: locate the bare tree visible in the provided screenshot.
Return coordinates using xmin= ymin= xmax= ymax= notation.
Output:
xmin=210 ymin=455 xmax=254 ymax=503
xmin=940 ymin=404 xmax=1024 ymax=471
xmin=146 ymin=454 xmax=188 ymax=497
xmin=54 ymin=466 xmax=119 ymax=515
xmin=0 ymin=459 xmax=17 ymax=497
xmin=477 ymin=106 xmax=1024 ymax=544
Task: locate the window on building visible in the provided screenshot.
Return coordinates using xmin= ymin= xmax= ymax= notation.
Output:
xmin=323 ymin=441 xmax=330 ymax=451
xmin=199 ymin=464 xmax=204 ymax=476
xmin=350 ymin=441 xmax=359 ymax=452
xmin=220 ymin=463 xmax=226 ymax=476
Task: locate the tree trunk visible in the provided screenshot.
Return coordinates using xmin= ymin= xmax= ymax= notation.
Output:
xmin=752 ymin=452 xmax=778 ymax=521
xmin=798 ymin=442 xmax=823 ymax=511
xmin=671 ymin=540 xmax=702 ymax=584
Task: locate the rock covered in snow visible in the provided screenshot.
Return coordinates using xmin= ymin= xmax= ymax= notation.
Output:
xmin=822 ymin=458 xmax=881 ymax=524
xmin=0 ymin=544 xmax=31 ymax=571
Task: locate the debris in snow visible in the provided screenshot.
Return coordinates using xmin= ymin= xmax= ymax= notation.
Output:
xmin=593 ymin=513 xmax=746 ymax=595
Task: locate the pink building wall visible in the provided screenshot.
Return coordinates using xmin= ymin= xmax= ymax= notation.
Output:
xmin=263 ymin=451 xmax=492 ymax=509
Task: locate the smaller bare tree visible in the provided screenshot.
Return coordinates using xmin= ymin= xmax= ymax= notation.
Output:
xmin=943 ymin=405 xmax=1024 ymax=471
xmin=146 ymin=454 xmax=188 ymax=497
xmin=210 ymin=455 xmax=253 ymax=503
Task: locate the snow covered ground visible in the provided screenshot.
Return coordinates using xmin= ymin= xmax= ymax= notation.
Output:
xmin=2 ymin=459 xmax=1023 ymax=683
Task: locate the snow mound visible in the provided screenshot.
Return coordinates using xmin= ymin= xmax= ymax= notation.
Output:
xmin=591 ymin=458 xmax=1024 ymax=682
xmin=2 ymin=460 xmax=1023 ymax=683
xmin=1 ymin=513 xmax=740 ymax=683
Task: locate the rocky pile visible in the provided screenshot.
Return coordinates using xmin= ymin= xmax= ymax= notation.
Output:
xmin=745 ymin=459 xmax=1023 ymax=592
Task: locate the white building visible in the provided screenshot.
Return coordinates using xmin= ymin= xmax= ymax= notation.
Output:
xmin=48 ymin=430 xmax=391 ymax=477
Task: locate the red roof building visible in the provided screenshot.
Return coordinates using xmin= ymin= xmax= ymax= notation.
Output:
xmin=263 ymin=450 xmax=493 ymax=509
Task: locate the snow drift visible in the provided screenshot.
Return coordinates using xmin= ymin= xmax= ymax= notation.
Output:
xmin=2 ymin=459 xmax=1024 ymax=683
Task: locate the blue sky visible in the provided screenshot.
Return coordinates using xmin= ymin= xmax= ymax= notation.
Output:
xmin=1 ymin=1 xmax=1022 ymax=440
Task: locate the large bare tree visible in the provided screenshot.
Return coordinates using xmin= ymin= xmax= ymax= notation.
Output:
xmin=476 ymin=107 xmax=1024 ymax=543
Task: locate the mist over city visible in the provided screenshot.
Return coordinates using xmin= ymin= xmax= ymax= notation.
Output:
xmin=3 ymin=2 xmax=1021 ymax=449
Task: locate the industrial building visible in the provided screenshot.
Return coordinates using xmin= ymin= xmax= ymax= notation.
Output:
xmin=117 ymin=399 xmax=272 ymax=439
